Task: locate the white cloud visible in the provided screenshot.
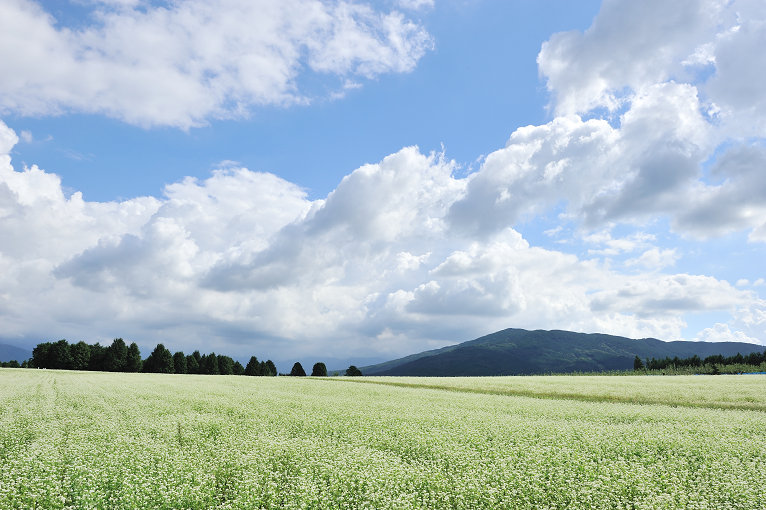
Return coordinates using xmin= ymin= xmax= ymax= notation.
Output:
xmin=0 ymin=0 xmax=433 ymax=128
xmin=1 ymin=119 xmax=762 ymax=361
xmin=529 ymin=0 xmax=766 ymax=240
xmin=397 ymin=0 xmax=434 ymax=10
xmin=625 ymin=248 xmax=680 ymax=270
xmin=2 ymin=0 xmax=766 ymax=360
xmin=694 ymin=323 xmax=759 ymax=344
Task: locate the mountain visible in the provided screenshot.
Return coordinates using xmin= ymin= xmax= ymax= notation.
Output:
xmin=0 ymin=343 xmax=32 ymax=363
xmin=361 ymin=329 xmax=765 ymax=376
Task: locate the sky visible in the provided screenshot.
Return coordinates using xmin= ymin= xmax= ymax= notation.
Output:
xmin=1 ymin=0 xmax=765 ymax=370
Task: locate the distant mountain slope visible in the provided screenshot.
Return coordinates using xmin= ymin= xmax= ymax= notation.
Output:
xmin=361 ymin=329 xmax=765 ymax=376
xmin=0 ymin=343 xmax=32 ymax=363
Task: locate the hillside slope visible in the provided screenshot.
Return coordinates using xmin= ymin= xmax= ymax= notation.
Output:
xmin=361 ymin=329 xmax=765 ymax=376
xmin=0 ymin=343 xmax=32 ymax=363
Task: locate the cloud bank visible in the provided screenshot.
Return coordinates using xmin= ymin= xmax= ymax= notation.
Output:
xmin=1 ymin=0 xmax=766 ymax=360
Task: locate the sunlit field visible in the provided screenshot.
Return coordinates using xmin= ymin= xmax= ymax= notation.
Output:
xmin=1 ymin=370 xmax=765 ymax=509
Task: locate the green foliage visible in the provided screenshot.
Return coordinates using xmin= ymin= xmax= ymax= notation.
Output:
xmin=173 ymin=351 xmax=187 ymax=374
xmin=633 ymin=355 xmax=644 ymax=371
xmin=311 ymin=362 xmax=327 ymax=377
xmin=70 ymin=341 xmax=91 ymax=371
xmin=244 ymin=356 xmax=262 ymax=376
xmin=25 ymin=339 xmax=278 ymax=379
xmin=185 ymin=354 xmax=199 ymax=374
xmin=345 ymin=365 xmax=362 ymax=376
xmin=143 ymin=344 xmax=174 ymax=374
xmin=125 ymin=343 xmax=142 ymax=372
xmin=200 ymin=353 xmax=219 ymax=375
xmin=264 ymin=360 xmax=277 ymax=376
xmin=290 ymin=362 xmax=306 ymax=376
xmin=87 ymin=343 xmax=107 ymax=371
xmin=217 ymin=355 xmax=234 ymax=375
xmin=105 ymin=338 xmax=128 ymax=372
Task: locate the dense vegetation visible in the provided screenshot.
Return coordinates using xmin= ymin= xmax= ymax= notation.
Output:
xmin=1 ymin=370 xmax=764 ymax=508
xmin=18 ymin=338 xmax=279 ymax=376
xmin=634 ymin=351 xmax=766 ymax=375
xmin=362 ymin=328 xmax=766 ymax=376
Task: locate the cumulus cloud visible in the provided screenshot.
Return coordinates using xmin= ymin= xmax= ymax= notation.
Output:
xmin=448 ymin=0 xmax=766 ymax=241
xmin=2 ymin=0 xmax=766 ymax=360
xmin=1 ymin=120 xmax=763 ymax=362
xmin=0 ymin=0 xmax=433 ymax=128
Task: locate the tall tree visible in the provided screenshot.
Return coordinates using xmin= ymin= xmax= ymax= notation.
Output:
xmin=125 ymin=342 xmax=143 ymax=372
xmin=290 ymin=362 xmax=306 ymax=376
xmin=173 ymin=351 xmax=188 ymax=374
xmin=311 ymin=362 xmax=327 ymax=377
xmin=264 ymin=360 xmax=277 ymax=376
xmin=144 ymin=344 xmax=174 ymax=373
xmin=31 ymin=342 xmax=53 ymax=369
xmin=200 ymin=353 xmax=219 ymax=375
xmin=244 ymin=356 xmax=262 ymax=376
xmin=69 ymin=341 xmax=91 ymax=371
xmin=233 ymin=361 xmax=245 ymax=375
xmin=50 ymin=339 xmax=73 ymax=370
xmin=191 ymin=350 xmax=202 ymax=372
xmin=105 ymin=338 xmax=128 ymax=372
xmin=186 ymin=353 xmax=199 ymax=374
xmin=633 ymin=355 xmax=644 ymax=371
xmin=217 ymin=355 xmax=234 ymax=375
xmin=88 ymin=343 xmax=108 ymax=372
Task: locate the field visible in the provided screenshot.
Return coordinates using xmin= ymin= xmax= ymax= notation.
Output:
xmin=1 ymin=370 xmax=765 ymax=509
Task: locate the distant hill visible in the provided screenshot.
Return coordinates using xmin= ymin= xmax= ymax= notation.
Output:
xmin=0 ymin=343 xmax=32 ymax=363
xmin=361 ymin=329 xmax=766 ymax=376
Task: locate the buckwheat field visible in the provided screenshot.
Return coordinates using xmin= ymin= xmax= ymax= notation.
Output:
xmin=1 ymin=370 xmax=765 ymax=509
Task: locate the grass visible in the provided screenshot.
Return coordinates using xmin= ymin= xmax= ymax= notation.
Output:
xmin=1 ymin=369 xmax=765 ymax=508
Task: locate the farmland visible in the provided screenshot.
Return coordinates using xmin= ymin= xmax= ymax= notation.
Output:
xmin=1 ymin=370 xmax=765 ymax=509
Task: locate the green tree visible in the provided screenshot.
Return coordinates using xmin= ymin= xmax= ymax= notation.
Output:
xmin=31 ymin=342 xmax=53 ymax=369
xmin=345 ymin=365 xmax=362 ymax=376
xmin=311 ymin=362 xmax=327 ymax=377
xmin=233 ymin=361 xmax=245 ymax=375
xmin=105 ymin=338 xmax=128 ymax=372
xmin=633 ymin=355 xmax=644 ymax=371
xmin=50 ymin=339 xmax=73 ymax=370
xmin=244 ymin=356 xmax=262 ymax=376
xmin=186 ymin=354 xmax=199 ymax=374
xmin=200 ymin=353 xmax=219 ymax=375
xmin=173 ymin=351 xmax=188 ymax=374
xmin=217 ymin=355 xmax=234 ymax=375
xmin=264 ymin=360 xmax=277 ymax=376
xmin=88 ymin=343 xmax=108 ymax=371
xmin=290 ymin=362 xmax=306 ymax=376
xmin=144 ymin=344 xmax=174 ymax=373
xmin=69 ymin=341 xmax=91 ymax=371
xmin=125 ymin=343 xmax=143 ymax=372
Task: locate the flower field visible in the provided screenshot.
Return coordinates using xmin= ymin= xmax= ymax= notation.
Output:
xmin=1 ymin=370 xmax=765 ymax=509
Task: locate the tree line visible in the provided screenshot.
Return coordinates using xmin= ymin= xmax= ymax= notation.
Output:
xmin=16 ymin=338 xmax=280 ymax=376
xmin=634 ymin=349 xmax=766 ymax=374
xmin=0 ymin=338 xmax=364 ymax=377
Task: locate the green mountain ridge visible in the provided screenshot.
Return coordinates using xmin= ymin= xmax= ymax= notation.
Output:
xmin=361 ymin=329 xmax=765 ymax=376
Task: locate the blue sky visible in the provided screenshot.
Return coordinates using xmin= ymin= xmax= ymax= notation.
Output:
xmin=1 ymin=0 xmax=765 ymax=369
